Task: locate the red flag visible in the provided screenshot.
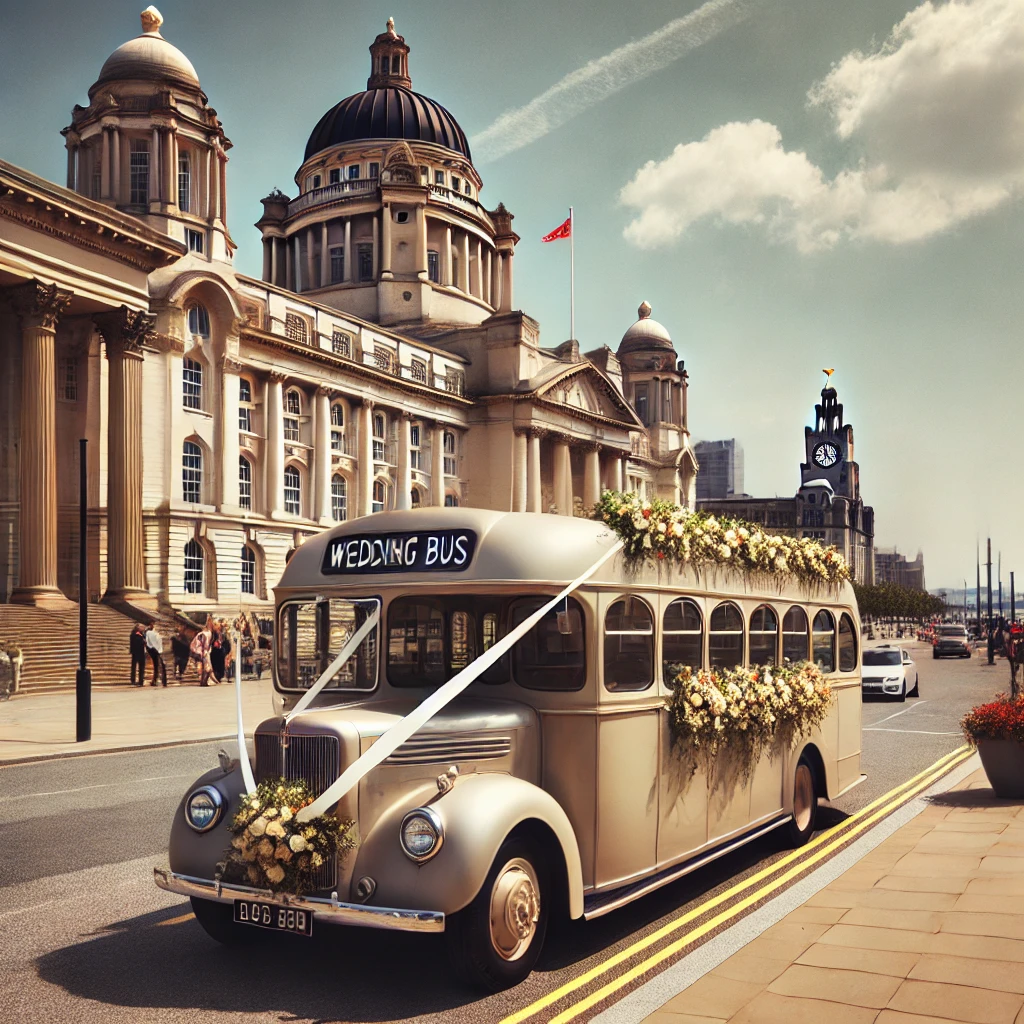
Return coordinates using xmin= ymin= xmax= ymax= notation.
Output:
xmin=541 ymin=216 xmax=572 ymax=242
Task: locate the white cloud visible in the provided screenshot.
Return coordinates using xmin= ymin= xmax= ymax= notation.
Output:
xmin=621 ymin=0 xmax=1024 ymax=251
xmin=470 ymin=0 xmax=760 ymax=164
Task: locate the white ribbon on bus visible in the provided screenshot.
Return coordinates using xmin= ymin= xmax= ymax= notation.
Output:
xmin=233 ymin=538 xmax=623 ymax=817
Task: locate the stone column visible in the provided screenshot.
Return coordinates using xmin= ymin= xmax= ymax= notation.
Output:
xmin=344 ymin=219 xmax=353 ymax=283
xmin=94 ymin=305 xmax=155 ymax=602
xmin=583 ymin=443 xmax=601 ymax=509
xmin=380 ymin=204 xmax=392 ymax=278
xmin=111 ymin=127 xmax=121 ymax=203
xmin=169 ymin=131 xmax=179 ymax=209
xmin=219 ymin=355 xmax=242 ymax=510
xmin=474 ymin=239 xmax=483 ymax=299
xmin=314 ymin=387 xmax=332 ymax=522
xmin=485 ymin=248 xmax=493 ymax=306
xmin=265 ymin=373 xmax=285 ymax=515
xmin=460 ymin=232 xmax=470 ymax=292
xmin=211 ymin=146 xmax=221 ymax=223
xmin=202 ymin=147 xmax=211 ymax=218
xmin=613 ymin=454 xmax=625 ymax=493
xmin=432 ymin=421 xmax=446 ymax=506
xmin=502 ymin=250 xmax=514 ymax=311
xmin=396 ymin=413 xmax=412 ymax=510
xmin=512 ymin=430 xmax=527 ymax=512
xmin=151 ymin=127 xmax=161 ymax=204
xmin=293 ymin=235 xmax=302 ymax=292
xmin=372 ymin=214 xmax=380 ymax=279
xmin=526 ymin=429 xmax=542 ymax=513
xmin=551 ymin=435 xmax=570 ymax=515
xmin=320 ymin=222 xmax=329 ymax=288
xmin=285 ymin=237 xmax=294 ymax=291
xmin=442 ymin=224 xmax=453 ymax=286
xmin=416 ymin=205 xmax=428 ymax=279
xmin=100 ymin=128 xmax=111 ymax=199
xmin=219 ymin=150 xmax=227 ymax=224
xmin=306 ymin=226 xmax=316 ymax=289
xmin=10 ymin=282 xmax=73 ymax=605
xmin=358 ymin=400 xmax=374 ymax=517
xmin=165 ymin=130 xmax=175 ymax=207
xmin=262 ymin=239 xmax=272 ymax=281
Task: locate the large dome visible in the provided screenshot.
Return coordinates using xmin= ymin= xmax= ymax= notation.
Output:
xmin=304 ymin=87 xmax=471 ymax=162
xmin=91 ymin=8 xmax=199 ymax=95
xmin=618 ymin=301 xmax=674 ymax=355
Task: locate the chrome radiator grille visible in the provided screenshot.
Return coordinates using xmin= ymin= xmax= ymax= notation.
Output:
xmin=253 ymin=731 xmax=342 ymax=892
xmin=383 ymin=733 xmax=512 ymax=766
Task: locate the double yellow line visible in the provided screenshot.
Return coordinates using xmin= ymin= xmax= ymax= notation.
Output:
xmin=502 ymin=744 xmax=974 ymax=1024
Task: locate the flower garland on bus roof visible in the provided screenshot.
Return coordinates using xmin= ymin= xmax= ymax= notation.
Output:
xmin=594 ymin=491 xmax=850 ymax=586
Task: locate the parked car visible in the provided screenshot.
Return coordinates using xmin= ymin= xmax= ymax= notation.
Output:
xmin=862 ymin=645 xmax=918 ymax=701
xmin=933 ymin=625 xmax=971 ymax=659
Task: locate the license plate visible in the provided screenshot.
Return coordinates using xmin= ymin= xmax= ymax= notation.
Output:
xmin=233 ymin=899 xmax=312 ymax=936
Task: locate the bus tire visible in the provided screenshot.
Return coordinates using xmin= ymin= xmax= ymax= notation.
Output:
xmin=190 ymin=896 xmax=260 ymax=945
xmin=784 ymin=757 xmax=818 ymax=848
xmin=445 ymin=836 xmax=549 ymax=992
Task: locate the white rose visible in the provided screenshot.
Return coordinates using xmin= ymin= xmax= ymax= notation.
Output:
xmin=288 ymin=834 xmax=308 ymax=853
xmin=248 ymin=816 xmax=268 ymax=837
xmin=266 ymin=820 xmax=286 ymax=838
xmin=279 ymin=806 xmax=293 ymax=823
xmin=265 ymin=863 xmax=286 ymax=885
xmin=690 ymin=692 xmax=703 ymax=708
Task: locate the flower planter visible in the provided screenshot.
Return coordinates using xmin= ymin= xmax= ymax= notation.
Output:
xmin=977 ymin=738 xmax=1024 ymax=799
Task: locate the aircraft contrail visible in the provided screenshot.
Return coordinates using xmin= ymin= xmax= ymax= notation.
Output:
xmin=470 ymin=0 xmax=761 ymax=164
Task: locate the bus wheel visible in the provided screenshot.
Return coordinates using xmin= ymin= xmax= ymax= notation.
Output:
xmin=190 ymin=897 xmax=260 ymax=945
xmin=446 ymin=836 xmax=549 ymax=992
xmin=784 ymin=758 xmax=818 ymax=848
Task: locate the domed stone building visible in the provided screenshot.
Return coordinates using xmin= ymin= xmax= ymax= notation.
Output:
xmin=0 ymin=10 xmax=697 ymax=636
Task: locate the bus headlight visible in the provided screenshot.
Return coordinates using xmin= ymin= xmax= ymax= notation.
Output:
xmin=400 ymin=807 xmax=444 ymax=861
xmin=185 ymin=786 xmax=224 ymax=832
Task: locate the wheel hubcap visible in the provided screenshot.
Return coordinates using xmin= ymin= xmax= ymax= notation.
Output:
xmin=793 ymin=763 xmax=814 ymax=832
xmin=488 ymin=857 xmax=540 ymax=961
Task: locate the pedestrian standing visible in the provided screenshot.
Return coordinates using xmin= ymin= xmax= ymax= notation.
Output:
xmin=171 ymin=627 xmax=191 ymax=681
xmin=210 ymin=623 xmax=227 ymax=684
xmin=129 ymin=623 xmax=147 ymax=686
xmin=191 ymin=620 xmax=214 ymax=687
xmin=145 ymin=622 xmax=167 ymax=687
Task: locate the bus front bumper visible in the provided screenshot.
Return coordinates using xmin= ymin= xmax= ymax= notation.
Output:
xmin=154 ymin=867 xmax=446 ymax=934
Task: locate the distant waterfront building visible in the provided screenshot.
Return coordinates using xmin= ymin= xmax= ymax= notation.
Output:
xmin=694 ymin=439 xmax=744 ymax=501
xmin=699 ymin=383 xmax=875 ymax=584
xmin=875 ymin=548 xmax=926 ymax=591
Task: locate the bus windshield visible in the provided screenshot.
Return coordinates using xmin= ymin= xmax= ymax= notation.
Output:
xmin=276 ymin=597 xmax=380 ymax=691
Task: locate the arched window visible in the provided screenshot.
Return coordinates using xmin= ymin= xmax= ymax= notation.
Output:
xmin=709 ymin=602 xmax=744 ymax=669
xmin=411 ymin=487 xmax=421 ymax=509
xmin=372 ymin=413 xmax=386 ymax=462
xmin=372 ymin=479 xmax=386 ymax=514
xmin=813 ymin=610 xmax=836 ymax=673
xmin=330 ymin=403 xmax=344 ymax=451
xmin=330 ymin=403 xmax=344 ymax=427
xmin=443 ymin=430 xmax=457 ymax=476
xmin=663 ymin=598 xmax=703 ymax=680
xmin=184 ymin=539 xmax=204 ymax=594
xmin=187 ymin=304 xmax=210 ymax=338
xmin=177 ymin=150 xmax=191 ymax=212
xmin=284 ymin=465 xmax=301 ymax=515
xmin=381 ymin=55 xmax=390 ymax=74
xmin=331 ymin=475 xmax=347 ymax=521
xmin=783 ymin=607 xmax=810 ymax=663
xmin=241 ymin=545 xmax=256 ymax=595
xmin=749 ymin=605 xmax=779 ymax=666
xmin=238 ymin=456 xmax=252 ymax=510
xmin=238 ymin=378 xmax=253 ymax=432
xmin=838 ymin=613 xmax=858 ymax=672
xmin=444 ymin=493 xmax=459 ymax=507
xmin=410 ymin=423 xmax=423 ymax=469
xmin=604 ymin=596 xmax=654 ymax=691
xmin=182 ymin=441 xmax=202 ymax=503
xmin=284 ymin=389 xmax=301 ymax=441
xmin=182 ymin=357 xmax=202 ymax=410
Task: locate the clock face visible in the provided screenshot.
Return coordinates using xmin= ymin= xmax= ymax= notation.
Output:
xmin=813 ymin=442 xmax=839 ymax=468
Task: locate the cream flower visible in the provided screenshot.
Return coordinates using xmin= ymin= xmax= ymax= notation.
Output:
xmin=279 ymin=806 xmax=294 ymax=823
xmin=265 ymin=863 xmax=286 ymax=885
xmin=248 ymin=816 xmax=268 ymax=837
xmin=288 ymin=834 xmax=308 ymax=853
xmin=265 ymin=820 xmax=286 ymax=839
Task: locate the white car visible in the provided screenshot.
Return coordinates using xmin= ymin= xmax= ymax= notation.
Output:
xmin=862 ymin=645 xmax=919 ymax=701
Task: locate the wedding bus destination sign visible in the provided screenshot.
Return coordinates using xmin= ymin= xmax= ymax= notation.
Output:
xmin=321 ymin=529 xmax=477 ymax=575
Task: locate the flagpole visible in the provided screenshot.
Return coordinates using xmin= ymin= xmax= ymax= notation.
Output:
xmin=569 ymin=206 xmax=575 ymax=342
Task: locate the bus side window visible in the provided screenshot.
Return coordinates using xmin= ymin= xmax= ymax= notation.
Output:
xmin=604 ymin=596 xmax=654 ymax=692
xmin=509 ymin=596 xmax=585 ymax=691
xmin=782 ymin=606 xmax=809 ymax=663
xmin=709 ymin=602 xmax=744 ymax=669
xmin=813 ymin=610 xmax=836 ymax=673
xmin=663 ymin=598 xmax=703 ymax=685
xmin=838 ymin=612 xmax=858 ymax=672
xmin=749 ymin=605 xmax=779 ymax=666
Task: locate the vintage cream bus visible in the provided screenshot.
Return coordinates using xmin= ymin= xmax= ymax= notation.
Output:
xmin=157 ymin=508 xmax=863 ymax=990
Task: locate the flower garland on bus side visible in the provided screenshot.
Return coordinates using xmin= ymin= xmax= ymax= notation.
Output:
xmin=216 ymin=777 xmax=356 ymax=895
xmin=595 ymin=492 xmax=850 ymax=586
xmin=666 ymin=661 xmax=833 ymax=782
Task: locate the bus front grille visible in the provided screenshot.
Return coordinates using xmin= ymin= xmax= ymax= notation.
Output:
xmin=253 ymin=730 xmax=341 ymax=891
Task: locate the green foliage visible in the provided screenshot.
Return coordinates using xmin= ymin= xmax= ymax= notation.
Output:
xmin=852 ymin=582 xmax=945 ymax=622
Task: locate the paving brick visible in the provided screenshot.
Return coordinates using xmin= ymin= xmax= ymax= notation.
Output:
xmin=978 ymin=856 xmax=1024 ymax=875
xmin=953 ymin=894 xmax=1024 ymax=916
xmin=930 ymin=931 xmax=1024 ymax=963
xmin=769 ymin=963 xmax=901 ymax=1008
xmin=891 ymin=853 xmax=983 ymax=876
xmin=796 ymin=942 xmax=920 ymax=978
xmin=965 ymin=876 xmax=1024 ymax=896
xmin=785 ymin=905 xmax=848 ymax=924
xmin=913 ymin=832 xmax=1002 ymax=855
xmin=843 ymin=907 xmax=943 ymax=933
xmin=875 ymin=874 xmax=972 ymax=894
xmin=728 ymin=991 xmax=878 ymax=1024
xmin=639 ymin=1012 xmax=726 ymax=1024
xmin=909 ymin=953 xmax=1024 ymax=995
xmin=933 ymin=820 xmax=1008 ymax=833
xmin=939 ymin=911 xmax=1024 ymax=941
xmin=817 ymin=923 xmax=934 ymax=954
xmin=856 ymin=890 xmax=958 ymax=912
xmin=711 ymin=953 xmax=790 ymax=985
xmin=807 ymin=889 xmax=861 ymax=909
xmin=661 ymin=975 xmax=764 ymax=1019
xmin=876 ymin=1012 xmax=986 ymax=1024
xmin=888 ymin=979 xmax=1023 ymax=1024
xmin=828 ymin=867 xmax=890 ymax=890
xmin=741 ymin=932 xmax=821 ymax=963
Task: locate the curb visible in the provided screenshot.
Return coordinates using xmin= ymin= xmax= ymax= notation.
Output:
xmin=0 ymin=734 xmax=238 ymax=768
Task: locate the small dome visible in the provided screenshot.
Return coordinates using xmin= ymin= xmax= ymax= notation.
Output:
xmin=91 ymin=8 xmax=200 ymax=95
xmin=618 ymin=300 xmax=674 ymax=355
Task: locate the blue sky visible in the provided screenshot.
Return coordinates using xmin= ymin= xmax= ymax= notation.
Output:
xmin=2 ymin=0 xmax=1022 ymax=591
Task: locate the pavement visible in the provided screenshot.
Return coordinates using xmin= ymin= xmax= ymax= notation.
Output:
xmin=601 ymin=762 xmax=1024 ymax=1024
xmin=0 ymin=674 xmax=277 ymax=763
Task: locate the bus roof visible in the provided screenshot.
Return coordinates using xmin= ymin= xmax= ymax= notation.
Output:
xmin=277 ymin=509 xmax=855 ymax=605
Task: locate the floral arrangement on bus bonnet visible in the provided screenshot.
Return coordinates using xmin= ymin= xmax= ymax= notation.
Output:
xmin=216 ymin=777 xmax=356 ymax=895
xmin=666 ymin=662 xmax=833 ymax=784
xmin=594 ymin=492 xmax=850 ymax=586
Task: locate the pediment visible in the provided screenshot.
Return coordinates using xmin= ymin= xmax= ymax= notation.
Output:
xmin=534 ymin=365 xmax=642 ymax=428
